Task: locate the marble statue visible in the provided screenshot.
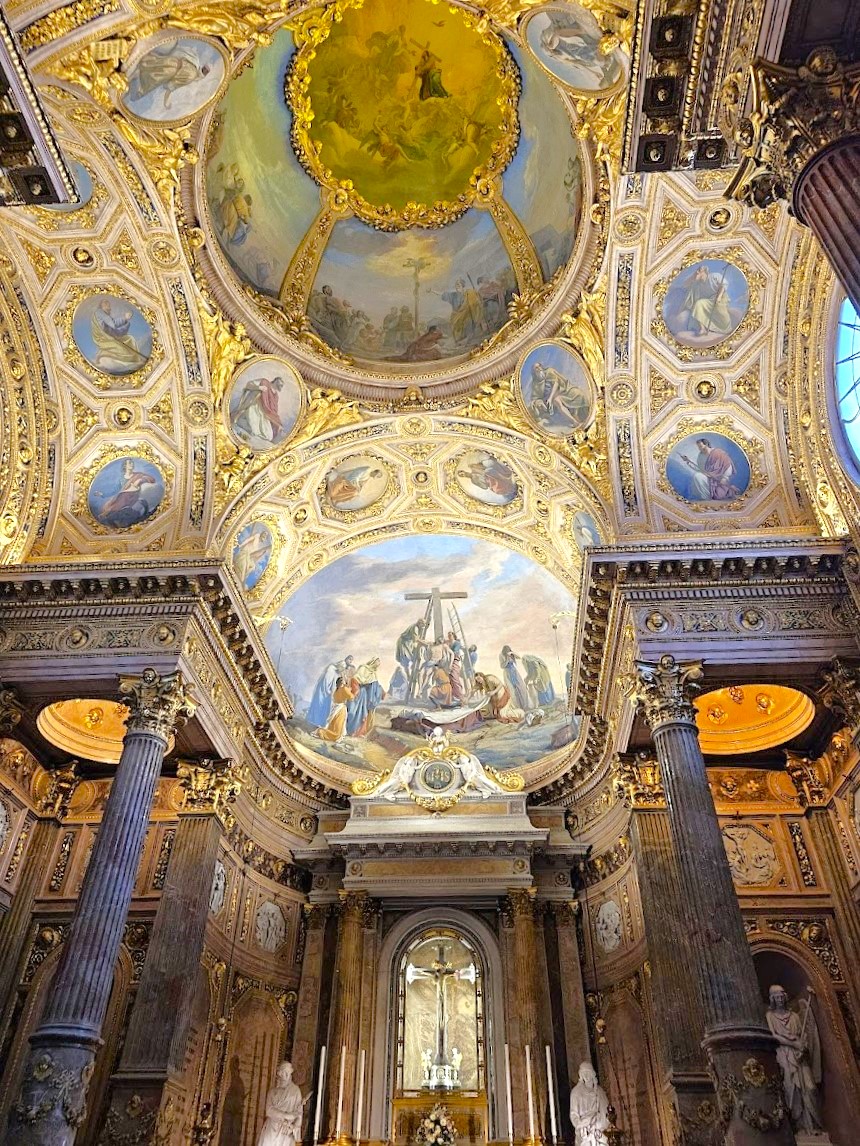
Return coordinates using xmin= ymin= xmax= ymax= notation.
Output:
xmin=765 ymin=984 xmax=824 ymax=1133
xmin=569 ymin=1061 xmax=610 ymax=1146
xmin=257 ymin=1061 xmax=306 ymax=1146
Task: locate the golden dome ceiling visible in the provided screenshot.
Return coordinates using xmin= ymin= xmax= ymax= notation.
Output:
xmin=695 ymin=685 xmax=815 ymax=755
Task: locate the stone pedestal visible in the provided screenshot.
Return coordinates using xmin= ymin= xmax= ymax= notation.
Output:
xmin=8 ymin=670 xmax=192 ymax=1146
xmin=627 ymin=657 xmax=794 ymax=1146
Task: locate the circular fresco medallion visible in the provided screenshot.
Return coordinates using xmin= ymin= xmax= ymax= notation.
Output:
xmin=86 ymin=455 xmax=165 ymax=530
xmin=226 ymin=358 xmax=304 ymax=453
xmin=44 ymin=160 xmax=93 ymax=212
xmin=662 ymin=259 xmax=749 ymax=350
xmin=232 ymin=521 xmax=274 ymax=592
xmin=454 ymin=449 xmax=519 ymax=507
xmin=121 ymin=34 xmax=227 ymax=124
xmin=522 ymin=3 xmax=626 ymax=97
xmin=664 ymin=431 xmax=751 ymax=506
xmin=288 ymin=0 xmax=520 ymax=228
xmin=324 ymin=455 xmax=388 ymax=513
xmin=72 ymin=294 xmax=153 ymax=377
xmin=518 ymin=340 xmax=594 ymax=437
xmin=571 ymin=510 xmax=601 ymax=550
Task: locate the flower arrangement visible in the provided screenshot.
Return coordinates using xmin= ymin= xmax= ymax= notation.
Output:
xmin=416 ymin=1103 xmax=455 ymax=1146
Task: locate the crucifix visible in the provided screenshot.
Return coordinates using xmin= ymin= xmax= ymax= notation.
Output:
xmin=406 ymin=943 xmax=476 ymax=1085
xmin=404 ymin=586 xmax=467 ymax=643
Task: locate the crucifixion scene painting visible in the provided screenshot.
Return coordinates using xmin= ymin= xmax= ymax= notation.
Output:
xmin=269 ymin=534 xmax=577 ymax=773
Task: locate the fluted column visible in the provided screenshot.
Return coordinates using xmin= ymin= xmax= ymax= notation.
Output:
xmin=727 ymin=49 xmax=860 ymax=313
xmin=99 ymin=759 xmax=239 ymax=1143
xmin=9 ymin=669 xmax=193 ymax=1145
xmin=626 ymin=657 xmax=794 ymax=1146
xmin=504 ymin=888 xmax=546 ymax=1143
xmin=325 ymin=890 xmax=375 ymax=1144
xmin=543 ymin=901 xmax=590 ymax=1143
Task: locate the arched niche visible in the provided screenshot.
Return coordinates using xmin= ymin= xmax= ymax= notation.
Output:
xmin=597 ymin=987 xmax=661 ymax=1146
xmin=752 ymin=940 xmax=860 ymax=1143
xmin=219 ymin=988 xmax=287 ymax=1146
xmin=370 ymin=908 xmax=507 ymax=1143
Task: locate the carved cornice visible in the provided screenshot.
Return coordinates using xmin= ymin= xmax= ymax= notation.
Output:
xmin=176 ymin=757 xmax=244 ymax=818
xmin=119 ymin=669 xmax=195 ymax=742
xmin=624 ymin=655 xmax=704 ymax=731
xmin=726 ymin=50 xmax=860 ymax=213
xmin=614 ymin=753 xmax=665 ymax=809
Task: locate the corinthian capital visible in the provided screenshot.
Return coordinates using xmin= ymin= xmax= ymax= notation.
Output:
xmin=624 ymin=655 xmax=703 ymax=731
xmin=725 ymin=49 xmax=860 ymax=211
xmin=0 ymin=680 xmax=23 ymax=734
xmin=176 ymin=757 xmax=244 ymax=817
xmin=119 ymin=668 xmax=195 ymax=741
xmin=819 ymin=657 xmax=860 ymax=730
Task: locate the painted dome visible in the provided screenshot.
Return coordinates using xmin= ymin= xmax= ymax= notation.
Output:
xmin=196 ymin=0 xmax=595 ymax=398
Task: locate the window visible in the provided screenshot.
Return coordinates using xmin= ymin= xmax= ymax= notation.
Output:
xmin=834 ymin=295 xmax=860 ymax=473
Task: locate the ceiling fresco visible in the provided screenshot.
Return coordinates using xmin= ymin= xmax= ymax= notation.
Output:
xmin=0 ymin=0 xmax=850 ymax=809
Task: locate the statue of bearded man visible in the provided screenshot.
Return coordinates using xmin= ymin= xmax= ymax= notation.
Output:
xmin=569 ymin=1061 xmax=610 ymax=1146
xmin=765 ymin=984 xmax=824 ymax=1133
xmin=257 ymin=1061 xmax=306 ymax=1146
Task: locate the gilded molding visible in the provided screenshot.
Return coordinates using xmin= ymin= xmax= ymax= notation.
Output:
xmin=176 ymin=757 xmax=245 ymax=818
xmin=613 ymin=754 xmax=665 ymax=809
xmin=118 ymin=668 xmax=195 ymax=741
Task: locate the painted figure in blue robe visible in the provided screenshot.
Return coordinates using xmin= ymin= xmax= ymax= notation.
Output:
xmin=346 ymin=658 xmax=385 ymax=738
xmin=307 ymin=657 xmax=353 ymax=727
xmin=499 ymin=646 xmax=531 ymax=711
xmin=523 ymin=655 xmax=555 ymax=707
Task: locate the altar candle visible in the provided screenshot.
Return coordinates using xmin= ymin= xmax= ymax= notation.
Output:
xmin=313 ymin=1045 xmax=327 ymax=1146
xmin=354 ymin=1048 xmax=366 ymax=1146
xmin=504 ymin=1042 xmax=514 ymax=1146
xmin=525 ymin=1044 xmax=536 ymax=1143
xmin=335 ymin=1045 xmax=346 ymax=1140
xmin=545 ymin=1045 xmax=558 ymax=1144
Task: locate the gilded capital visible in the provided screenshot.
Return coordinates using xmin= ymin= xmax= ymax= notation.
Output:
xmin=118 ymin=669 xmax=195 ymax=741
xmin=338 ymin=888 xmax=377 ymax=927
xmin=784 ymin=753 xmax=828 ymax=808
xmin=726 ymin=49 xmax=860 ymax=211
xmin=0 ymin=681 xmax=23 ymax=734
xmin=37 ymin=761 xmax=79 ymax=820
xmin=503 ymin=886 xmax=537 ymax=923
xmin=614 ymin=754 xmax=665 ymax=809
xmin=176 ymin=757 xmax=244 ymax=817
xmin=623 ymin=655 xmax=703 ymax=731
xmin=819 ymin=657 xmax=860 ymax=730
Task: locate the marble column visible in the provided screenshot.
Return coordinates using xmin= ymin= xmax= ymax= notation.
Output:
xmin=543 ymin=901 xmax=590 ymax=1144
xmin=99 ymin=760 xmax=237 ymax=1143
xmin=8 ymin=669 xmax=193 ymax=1145
xmin=627 ymin=657 xmax=794 ymax=1146
xmin=504 ymin=887 xmax=546 ymax=1143
xmin=292 ymin=904 xmax=338 ymax=1107
xmin=325 ymin=890 xmax=375 ymax=1144
xmin=727 ymin=50 xmax=860 ymax=314
xmin=624 ymin=767 xmax=718 ymax=1145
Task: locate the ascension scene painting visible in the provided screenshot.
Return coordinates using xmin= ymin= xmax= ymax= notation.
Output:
xmin=203 ymin=0 xmax=584 ymax=372
xmin=268 ymin=535 xmax=578 ymax=774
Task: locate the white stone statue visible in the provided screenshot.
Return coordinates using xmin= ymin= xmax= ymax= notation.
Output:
xmin=765 ymin=984 xmax=824 ymax=1132
xmin=373 ymin=751 xmax=421 ymax=801
xmin=569 ymin=1061 xmax=610 ymax=1146
xmin=257 ymin=1060 xmax=306 ymax=1146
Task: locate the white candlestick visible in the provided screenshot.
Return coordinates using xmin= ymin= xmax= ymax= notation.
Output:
xmin=504 ymin=1042 xmax=514 ymax=1146
xmin=335 ymin=1045 xmax=346 ymax=1140
xmin=354 ymin=1048 xmax=366 ymax=1146
xmin=525 ymin=1044 xmax=536 ymax=1143
xmin=545 ymin=1045 xmax=558 ymax=1144
xmin=313 ymin=1045 xmax=327 ymax=1146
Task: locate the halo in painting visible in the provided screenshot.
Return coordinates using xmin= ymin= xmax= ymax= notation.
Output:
xmin=265 ymin=533 xmax=579 ymax=778
xmin=121 ymin=34 xmax=227 ymax=124
xmin=323 ymin=455 xmax=389 ymax=513
xmin=522 ymin=4 xmax=626 ymax=97
xmin=518 ymin=340 xmax=595 ymax=438
xmin=664 ymin=431 xmax=751 ymax=505
xmin=232 ymin=521 xmax=274 ymax=592
xmin=86 ymin=455 xmax=166 ymax=530
xmin=226 ymin=358 xmax=304 ymax=453
xmin=571 ymin=510 xmax=601 ymax=550
xmin=72 ymin=294 xmax=153 ymax=377
xmin=454 ymin=449 xmax=519 ymax=507
xmin=662 ymin=259 xmax=749 ymax=350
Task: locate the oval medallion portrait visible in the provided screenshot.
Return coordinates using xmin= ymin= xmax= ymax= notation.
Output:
xmin=226 ymin=358 xmax=304 ymax=453
xmin=665 ymin=431 xmax=751 ymax=506
xmin=518 ymin=341 xmax=594 ymax=438
xmin=72 ymin=294 xmax=153 ymax=377
xmin=86 ymin=455 xmax=165 ymax=530
xmin=454 ymin=449 xmax=519 ymax=507
xmin=121 ymin=34 xmax=227 ymax=124
xmin=324 ymin=455 xmax=388 ymax=513
xmin=232 ymin=521 xmax=274 ymax=593
xmin=522 ymin=3 xmax=626 ymax=96
xmin=662 ymin=259 xmax=749 ymax=350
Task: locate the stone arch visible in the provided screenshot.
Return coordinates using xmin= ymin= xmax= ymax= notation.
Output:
xmin=752 ymin=935 xmax=860 ymax=1143
xmin=370 ymin=907 xmax=507 ymax=1142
